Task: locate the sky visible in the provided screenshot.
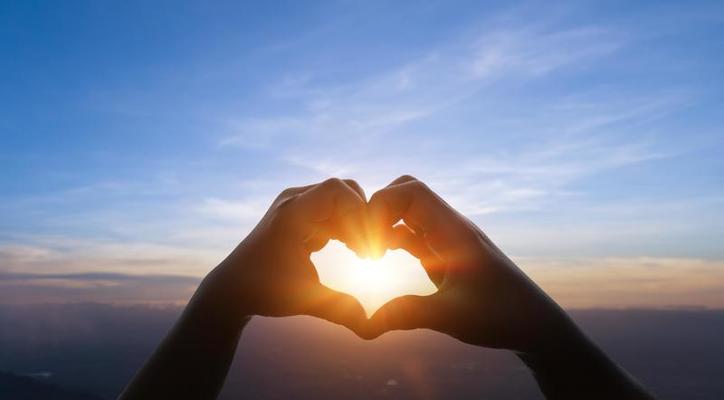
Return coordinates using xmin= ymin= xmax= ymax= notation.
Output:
xmin=1 ymin=0 xmax=724 ymax=309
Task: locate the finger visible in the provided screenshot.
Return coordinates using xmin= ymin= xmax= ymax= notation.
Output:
xmin=390 ymin=224 xmax=446 ymax=287
xmin=293 ymin=178 xmax=364 ymax=222
xmin=274 ymin=183 xmax=316 ymax=205
xmin=341 ymin=179 xmax=371 ymax=256
xmin=292 ymin=178 xmax=368 ymax=254
xmin=303 ymin=225 xmax=331 ymax=253
xmin=367 ymin=294 xmax=442 ymax=338
xmin=340 ymin=179 xmax=370 ymax=257
xmin=368 ymin=177 xmax=448 ymax=257
xmin=301 ymin=284 xmax=371 ymax=338
xmin=387 ymin=174 xmax=418 ymax=187
xmin=371 ymin=178 xmax=440 ymax=231
xmin=343 ymin=179 xmax=367 ymax=201
xmin=390 ymin=224 xmax=433 ymax=258
xmin=367 ymin=176 xmax=420 ymax=258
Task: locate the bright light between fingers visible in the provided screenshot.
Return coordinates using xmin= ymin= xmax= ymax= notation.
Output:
xmin=312 ymin=240 xmax=437 ymax=317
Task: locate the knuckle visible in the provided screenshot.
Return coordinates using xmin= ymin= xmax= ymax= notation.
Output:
xmin=369 ymin=190 xmax=385 ymax=204
xmin=278 ymin=187 xmax=297 ymax=198
xmin=341 ymin=197 xmax=364 ymax=213
xmin=397 ymin=174 xmax=418 ymax=182
xmin=410 ymin=179 xmax=430 ymax=193
xmin=322 ymin=177 xmax=345 ymax=188
xmin=267 ymin=207 xmax=288 ymax=226
xmin=273 ymin=187 xmax=301 ymax=207
xmin=343 ymin=178 xmax=360 ymax=188
xmin=275 ymin=193 xmax=299 ymax=212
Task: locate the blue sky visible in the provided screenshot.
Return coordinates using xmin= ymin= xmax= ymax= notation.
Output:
xmin=1 ymin=1 xmax=724 ymax=308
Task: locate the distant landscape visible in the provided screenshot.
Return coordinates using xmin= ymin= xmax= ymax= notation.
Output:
xmin=2 ymin=1 xmax=724 ymax=399
xmin=1 ymin=304 xmax=722 ymax=399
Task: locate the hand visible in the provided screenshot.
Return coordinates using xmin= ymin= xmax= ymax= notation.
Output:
xmin=216 ymin=178 xmax=371 ymax=335
xmin=119 ymin=178 xmax=374 ymax=400
xmin=122 ymin=176 xmax=653 ymax=400
xmin=366 ymin=175 xmax=573 ymax=352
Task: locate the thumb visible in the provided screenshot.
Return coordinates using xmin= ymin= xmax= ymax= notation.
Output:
xmin=367 ymin=294 xmax=441 ymax=338
xmin=301 ymin=284 xmax=369 ymax=337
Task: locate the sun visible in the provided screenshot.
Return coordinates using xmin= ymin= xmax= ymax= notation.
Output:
xmin=312 ymin=240 xmax=437 ymax=317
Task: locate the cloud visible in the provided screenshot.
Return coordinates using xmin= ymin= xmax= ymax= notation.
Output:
xmin=2 ymin=255 xmax=722 ymax=309
xmin=197 ymin=197 xmax=268 ymax=222
xmin=0 ymin=240 xmax=216 ymax=277
xmin=282 ymin=155 xmax=357 ymax=177
xmin=484 ymin=195 xmax=724 ymax=261
xmin=219 ymin=24 xmax=624 ymax=147
xmin=468 ymin=27 xmax=622 ymax=79
xmin=0 ymin=271 xmax=199 ymax=283
xmin=0 ymin=271 xmax=200 ymax=305
xmin=219 ymin=117 xmax=306 ymax=149
xmin=213 ymin=18 xmax=688 ymax=221
xmin=519 ymin=256 xmax=724 ymax=309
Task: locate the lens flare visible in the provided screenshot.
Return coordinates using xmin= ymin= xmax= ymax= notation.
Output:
xmin=312 ymin=240 xmax=437 ymax=317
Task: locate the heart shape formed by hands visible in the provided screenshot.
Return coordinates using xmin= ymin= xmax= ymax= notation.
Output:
xmin=312 ymin=240 xmax=437 ymax=317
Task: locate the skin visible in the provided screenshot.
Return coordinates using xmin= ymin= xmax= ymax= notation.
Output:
xmin=119 ymin=178 xmax=371 ymax=399
xmin=120 ymin=176 xmax=654 ymax=400
xmin=367 ymin=175 xmax=655 ymax=399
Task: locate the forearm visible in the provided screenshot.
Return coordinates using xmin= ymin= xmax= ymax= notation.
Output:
xmin=516 ymin=318 xmax=654 ymax=400
xmin=119 ymin=264 xmax=250 ymax=400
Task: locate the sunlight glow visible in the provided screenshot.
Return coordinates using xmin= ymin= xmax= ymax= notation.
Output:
xmin=312 ymin=241 xmax=438 ymax=317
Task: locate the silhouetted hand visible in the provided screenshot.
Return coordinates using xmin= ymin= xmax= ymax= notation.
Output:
xmin=120 ymin=178 xmax=372 ymax=400
xmin=218 ymin=178 xmax=370 ymax=333
xmin=121 ymin=175 xmax=653 ymax=400
xmin=366 ymin=175 xmax=654 ymax=399
xmin=366 ymin=175 xmax=565 ymax=351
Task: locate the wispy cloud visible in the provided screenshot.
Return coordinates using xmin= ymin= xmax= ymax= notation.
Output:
xmin=0 ymin=240 xmax=216 ymax=276
xmin=220 ymin=24 xmax=625 ymax=148
xmin=197 ymin=197 xmax=268 ymax=223
xmin=0 ymin=271 xmax=199 ymax=305
xmin=215 ymin=19 xmax=687 ymax=221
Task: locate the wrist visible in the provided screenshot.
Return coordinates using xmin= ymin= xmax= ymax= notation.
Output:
xmin=195 ymin=261 xmax=254 ymax=326
xmin=516 ymin=320 xmax=653 ymax=399
xmin=214 ymin=238 xmax=263 ymax=312
xmin=517 ymin=322 xmax=592 ymax=367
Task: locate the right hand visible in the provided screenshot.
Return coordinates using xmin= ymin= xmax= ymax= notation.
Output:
xmin=366 ymin=175 xmax=575 ymax=353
